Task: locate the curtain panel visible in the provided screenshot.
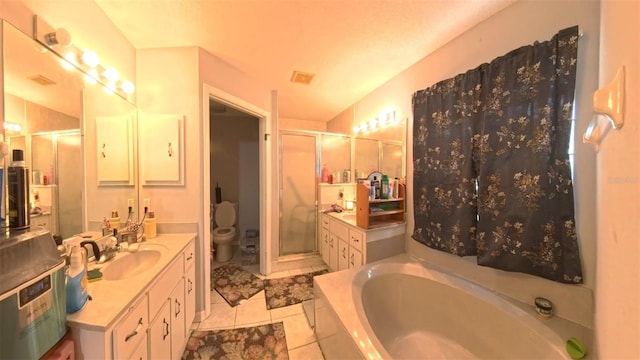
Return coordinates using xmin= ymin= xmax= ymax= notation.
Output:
xmin=412 ymin=26 xmax=583 ymax=284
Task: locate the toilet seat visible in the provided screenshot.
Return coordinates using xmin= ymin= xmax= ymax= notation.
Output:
xmin=214 ymin=201 xmax=235 ymax=227
xmin=213 ymin=201 xmax=236 ymax=240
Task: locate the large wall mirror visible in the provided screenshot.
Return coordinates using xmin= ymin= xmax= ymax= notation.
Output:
xmin=2 ymin=20 xmax=138 ymax=239
xmin=354 ymin=137 xmax=405 ymax=180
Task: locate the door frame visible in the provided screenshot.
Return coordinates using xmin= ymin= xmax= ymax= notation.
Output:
xmin=202 ymin=84 xmax=271 ymax=319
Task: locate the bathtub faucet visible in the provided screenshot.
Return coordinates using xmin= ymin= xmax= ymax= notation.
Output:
xmin=534 ymin=297 xmax=553 ymax=318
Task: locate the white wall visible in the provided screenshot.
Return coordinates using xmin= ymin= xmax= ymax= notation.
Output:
xmin=595 ymin=1 xmax=640 ymax=358
xmin=280 ymin=117 xmax=327 ymax=132
xmin=338 ymin=0 xmax=600 ymax=329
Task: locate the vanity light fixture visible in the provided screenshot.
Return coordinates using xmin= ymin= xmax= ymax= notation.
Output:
xmin=33 ymin=15 xmax=135 ymax=99
xmin=353 ymin=110 xmax=397 ymax=134
xmin=4 ymin=122 xmax=22 ymax=133
xmin=43 ymin=28 xmax=72 ymax=48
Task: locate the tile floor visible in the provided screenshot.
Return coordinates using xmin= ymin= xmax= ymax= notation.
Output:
xmin=193 ymin=247 xmax=327 ymax=359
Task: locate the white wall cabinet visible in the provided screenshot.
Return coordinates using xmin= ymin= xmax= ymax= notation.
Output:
xmin=95 ymin=115 xmax=135 ymax=185
xmin=139 ymin=114 xmax=184 ymax=186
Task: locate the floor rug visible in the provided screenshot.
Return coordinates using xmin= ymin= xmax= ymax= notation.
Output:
xmin=212 ymin=263 xmax=264 ymax=307
xmin=264 ymin=269 xmax=329 ymax=310
xmin=182 ymin=322 xmax=289 ymax=360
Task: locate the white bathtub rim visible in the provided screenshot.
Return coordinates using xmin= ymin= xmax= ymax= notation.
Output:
xmin=351 ymin=256 xmax=571 ymax=359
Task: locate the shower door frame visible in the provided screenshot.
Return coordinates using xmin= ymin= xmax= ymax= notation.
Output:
xmin=278 ymin=130 xmax=320 ymax=258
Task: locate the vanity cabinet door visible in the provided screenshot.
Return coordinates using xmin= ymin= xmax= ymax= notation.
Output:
xmin=349 ymin=247 xmax=363 ymax=269
xmin=321 ymin=226 xmax=330 ymax=267
xmin=185 ymin=258 xmax=196 ymax=332
xmin=338 ymin=239 xmax=349 ymax=271
xmin=148 ymin=299 xmax=171 ymax=360
xmin=328 ymin=234 xmax=339 ymax=272
xmin=170 ymin=278 xmax=186 ymax=360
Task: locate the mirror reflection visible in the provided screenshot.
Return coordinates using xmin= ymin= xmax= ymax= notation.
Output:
xmin=3 ymin=20 xmax=83 ymax=239
xmin=3 ymin=20 xmax=139 ymax=238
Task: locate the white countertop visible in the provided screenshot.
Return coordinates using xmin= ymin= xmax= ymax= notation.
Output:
xmin=324 ymin=211 xmax=406 ymax=240
xmin=66 ymin=233 xmax=196 ymax=331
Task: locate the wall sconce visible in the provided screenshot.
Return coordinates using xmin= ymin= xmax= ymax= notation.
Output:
xmin=353 ymin=110 xmax=398 ymax=134
xmin=33 ymin=15 xmax=135 ymax=98
xmin=583 ymin=66 xmax=625 ymax=151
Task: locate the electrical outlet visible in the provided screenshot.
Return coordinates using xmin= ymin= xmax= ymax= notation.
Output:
xmin=127 ymin=198 xmax=134 ymax=207
xmin=144 ymin=198 xmax=150 ymax=208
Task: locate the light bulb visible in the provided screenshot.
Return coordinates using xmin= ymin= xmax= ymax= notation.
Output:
xmin=352 ymin=125 xmax=359 ymax=134
xmin=85 ymin=69 xmax=98 ymax=84
xmin=121 ymin=80 xmax=135 ymax=94
xmin=81 ymin=50 xmax=99 ymax=67
xmin=103 ymin=68 xmax=119 ymax=82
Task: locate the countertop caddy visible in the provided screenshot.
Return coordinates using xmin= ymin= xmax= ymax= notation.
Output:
xmin=66 ymin=233 xmax=196 ymax=359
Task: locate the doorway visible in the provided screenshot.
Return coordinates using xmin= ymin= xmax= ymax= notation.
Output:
xmin=209 ymin=100 xmax=260 ymax=265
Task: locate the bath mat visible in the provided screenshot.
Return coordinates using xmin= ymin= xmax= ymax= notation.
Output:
xmin=182 ymin=322 xmax=289 ymax=360
xmin=211 ymin=263 xmax=264 ymax=307
xmin=264 ymin=269 xmax=329 ymax=310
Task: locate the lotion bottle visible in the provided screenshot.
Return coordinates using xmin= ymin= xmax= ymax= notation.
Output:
xmin=108 ymin=210 xmax=120 ymax=231
xmin=144 ymin=211 xmax=157 ymax=239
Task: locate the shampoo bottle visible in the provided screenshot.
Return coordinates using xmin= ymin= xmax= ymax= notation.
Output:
xmin=321 ymin=165 xmax=329 ymax=183
xmin=66 ymin=247 xmax=89 ymax=314
xmin=381 ymin=175 xmax=390 ymax=199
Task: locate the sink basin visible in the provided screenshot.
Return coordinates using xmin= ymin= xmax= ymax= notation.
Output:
xmin=100 ymin=250 xmax=162 ymax=281
xmin=339 ymin=213 xmax=357 ymax=221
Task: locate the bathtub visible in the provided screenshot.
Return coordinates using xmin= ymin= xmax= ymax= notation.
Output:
xmin=314 ymin=254 xmax=591 ymax=359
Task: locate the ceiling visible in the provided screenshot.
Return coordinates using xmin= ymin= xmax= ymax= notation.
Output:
xmin=94 ymin=0 xmax=515 ymax=122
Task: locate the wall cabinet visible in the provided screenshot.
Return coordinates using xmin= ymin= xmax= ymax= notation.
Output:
xmin=356 ymin=183 xmax=406 ymax=229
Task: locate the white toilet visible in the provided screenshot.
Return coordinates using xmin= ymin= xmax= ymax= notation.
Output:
xmin=212 ymin=201 xmax=237 ymax=262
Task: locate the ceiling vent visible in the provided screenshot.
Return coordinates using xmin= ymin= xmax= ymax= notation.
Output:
xmin=28 ymin=74 xmax=56 ymax=86
xmin=290 ymin=70 xmax=315 ymax=85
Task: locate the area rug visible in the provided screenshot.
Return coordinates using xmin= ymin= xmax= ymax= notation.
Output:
xmin=182 ymin=322 xmax=289 ymax=360
xmin=211 ymin=263 xmax=264 ymax=307
xmin=264 ymin=269 xmax=329 ymax=310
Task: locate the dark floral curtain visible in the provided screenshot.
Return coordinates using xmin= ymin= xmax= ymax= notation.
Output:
xmin=412 ymin=26 xmax=583 ymax=284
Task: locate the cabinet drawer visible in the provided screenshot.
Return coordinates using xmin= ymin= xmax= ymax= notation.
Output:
xmin=113 ymin=295 xmax=148 ymax=360
xmin=349 ymin=228 xmax=364 ymax=252
xmin=330 ymin=219 xmax=348 ymax=240
xmin=149 ymin=255 xmax=183 ymax=319
xmin=184 ymin=240 xmax=196 ymax=271
xmin=31 ymin=214 xmax=51 ymax=230
xmin=129 ymin=332 xmax=148 ymax=360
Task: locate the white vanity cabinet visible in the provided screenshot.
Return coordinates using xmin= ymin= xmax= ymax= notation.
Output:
xmin=68 ymin=235 xmax=196 ymax=360
xmin=321 ymin=214 xmax=404 ymax=271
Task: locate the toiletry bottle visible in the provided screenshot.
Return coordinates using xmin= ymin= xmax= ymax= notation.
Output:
xmin=393 ymin=178 xmax=399 ymax=198
xmin=372 ymin=176 xmax=380 ymax=199
xmin=381 ymin=175 xmax=390 ymax=199
xmin=321 ymin=165 xmax=329 ymax=183
xmin=8 ymin=149 xmax=29 ymax=230
xmin=145 ymin=211 xmax=157 ymax=239
xmin=109 ymin=210 xmax=120 ymax=231
xmin=66 ymin=247 xmax=89 ymax=314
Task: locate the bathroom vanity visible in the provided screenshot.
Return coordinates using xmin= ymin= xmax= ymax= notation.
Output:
xmin=66 ymin=234 xmax=196 ymax=359
xmin=321 ymin=212 xmax=405 ymax=272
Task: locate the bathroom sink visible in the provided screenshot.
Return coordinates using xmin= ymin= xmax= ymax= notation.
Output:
xmin=100 ymin=250 xmax=162 ymax=281
xmin=339 ymin=213 xmax=357 ymax=221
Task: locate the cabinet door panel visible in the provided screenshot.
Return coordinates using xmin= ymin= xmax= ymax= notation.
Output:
xmin=171 ymin=278 xmax=186 ymax=360
xmin=321 ymin=227 xmax=330 ymax=266
xmin=338 ymin=240 xmax=349 ymax=271
xmin=329 ymin=234 xmax=339 ymax=272
xmin=185 ymin=261 xmax=196 ymax=330
xmin=349 ymin=247 xmax=363 ymax=269
xmin=148 ymin=300 xmax=171 ymax=360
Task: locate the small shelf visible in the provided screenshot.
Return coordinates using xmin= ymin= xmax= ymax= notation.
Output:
xmin=356 ymin=183 xmax=406 ymax=229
